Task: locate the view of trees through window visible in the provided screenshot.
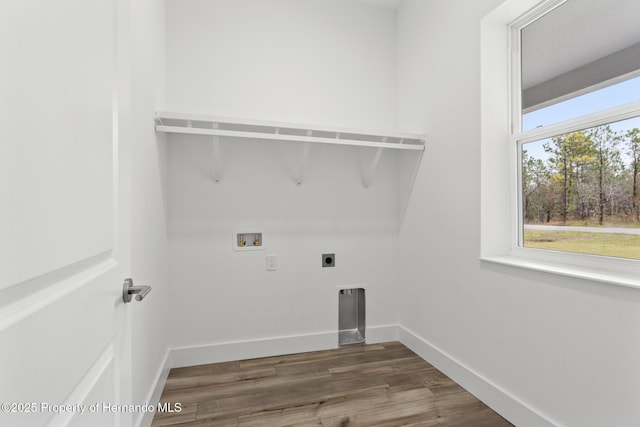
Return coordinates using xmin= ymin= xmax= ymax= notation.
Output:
xmin=522 ymin=116 xmax=640 ymax=259
xmin=517 ymin=0 xmax=640 ymax=261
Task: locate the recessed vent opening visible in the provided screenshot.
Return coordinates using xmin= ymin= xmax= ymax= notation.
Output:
xmin=338 ymin=288 xmax=365 ymax=346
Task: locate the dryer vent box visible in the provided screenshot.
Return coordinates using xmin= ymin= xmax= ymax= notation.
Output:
xmin=339 ymin=288 xmax=365 ymax=346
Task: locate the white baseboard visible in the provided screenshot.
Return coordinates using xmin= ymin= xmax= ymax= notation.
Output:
xmin=396 ymin=325 xmax=559 ymax=427
xmin=147 ymin=324 xmax=555 ymax=427
xmin=137 ymin=349 xmax=171 ymax=427
xmin=169 ymin=324 xmax=398 ymax=368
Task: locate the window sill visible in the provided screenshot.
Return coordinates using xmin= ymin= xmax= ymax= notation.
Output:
xmin=480 ymin=254 xmax=640 ymax=291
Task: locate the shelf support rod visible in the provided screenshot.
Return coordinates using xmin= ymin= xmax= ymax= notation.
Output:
xmin=296 ymin=131 xmax=313 ymax=185
xmin=212 ymin=123 xmax=222 ymax=183
xmin=399 ymin=150 xmax=424 ymax=224
xmin=363 ymin=141 xmax=385 ymax=189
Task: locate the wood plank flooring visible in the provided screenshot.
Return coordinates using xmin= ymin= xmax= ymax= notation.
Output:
xmin=152 ymin=341 xmax=513 ymax=427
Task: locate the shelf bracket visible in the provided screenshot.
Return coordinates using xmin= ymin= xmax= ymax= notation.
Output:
xmin=399 ymin=149 xmax=425 ymax=224
xmin=295 ymin=132 xmax=313 ymax=185
xmin=212 ymin=123 xmax=222 ymax=183
xmin=363 ymin=143 xmax=385 ymax=189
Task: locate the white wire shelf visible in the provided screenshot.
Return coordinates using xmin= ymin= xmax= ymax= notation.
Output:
xmin=155 ymin=112 xmax=425 ymax=151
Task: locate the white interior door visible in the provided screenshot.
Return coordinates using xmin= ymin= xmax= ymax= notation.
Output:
xmin=0 ymin=0 xmax=134 ymax=426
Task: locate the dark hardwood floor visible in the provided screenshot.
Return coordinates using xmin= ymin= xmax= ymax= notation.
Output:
xmin=152 ymin=341 xmax=513 ymax=426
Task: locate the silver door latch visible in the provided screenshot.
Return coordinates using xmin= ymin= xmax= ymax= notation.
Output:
xmin=122 ymin=278 xmax=152 ymax=303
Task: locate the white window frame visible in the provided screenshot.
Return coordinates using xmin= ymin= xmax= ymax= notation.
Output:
xmin=480 ymin=0 xmax=640 ymax=289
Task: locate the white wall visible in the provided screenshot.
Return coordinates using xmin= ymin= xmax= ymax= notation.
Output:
xmin=167 ymin=0 xmax=397 ymax=130
xmin=166 ymin=0 xmax=402 ymax=358
xmin=397 ymin=1 xmax=640 ymax=426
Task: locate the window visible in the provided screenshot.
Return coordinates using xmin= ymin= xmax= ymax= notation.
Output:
xmin=513 ymin=0 xmax=640 ymax=261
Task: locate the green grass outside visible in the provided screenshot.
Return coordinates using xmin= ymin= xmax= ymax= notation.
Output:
xmin=544 ymin=220 xmax=640 ymax=228
xmin=524 ymin=229 xmax=640 ymax=260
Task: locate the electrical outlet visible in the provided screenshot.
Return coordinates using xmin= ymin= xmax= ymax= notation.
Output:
xmin=322 ymin=253 xmax=335 ymax=268
xmin=266 ymin=254 xmax=278 ymax=271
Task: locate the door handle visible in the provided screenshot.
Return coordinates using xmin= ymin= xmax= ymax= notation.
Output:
xmin=122 ymin=278 xmax=152 ymax=303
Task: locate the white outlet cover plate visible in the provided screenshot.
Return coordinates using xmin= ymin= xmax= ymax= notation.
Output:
xmin=266 ymin=254 xmax=278 ymax=271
